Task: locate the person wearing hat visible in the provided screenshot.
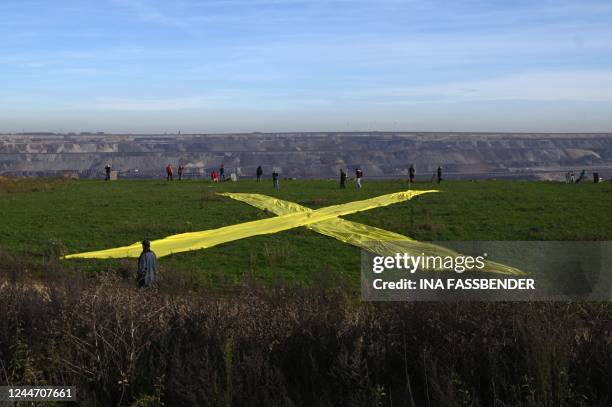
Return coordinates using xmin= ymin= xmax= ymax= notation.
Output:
xmin=137 ymin=240 xmax=157 ymax=288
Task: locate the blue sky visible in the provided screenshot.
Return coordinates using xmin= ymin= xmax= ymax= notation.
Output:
xmin=1 ymin=0 xmax=612 ymax=133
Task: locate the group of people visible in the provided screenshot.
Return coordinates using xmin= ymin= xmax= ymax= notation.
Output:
xmin=157 ymin=163 xmax=444 ymax=189
xmin=107 ymin=162 xmax=448 ymax=187
xmin=419 ymin=165 xmax=445 ymax=184
xmin=408 ymin=164 xmax=444 ymax=185
xmin=165 ymin=163 xmax=185 ymax=181
xmin=339 ymin=168 xmax=363 ymax=188
xmin=210 ymin=164 xmax=225 ymax=182
xmin=565 ymin=169 xmax=603 ymax=184
xmin=107 ymin=163 xmax=603 ymax=187
xmin=163 ymin=163 xmax=275 ymax=187
xmin=338 ymin=164 xmax=442 ymax=188
xmin=566 ymin=170 xmax=586 ymax=184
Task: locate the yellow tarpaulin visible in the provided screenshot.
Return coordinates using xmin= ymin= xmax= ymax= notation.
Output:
xmin=63 ymin=189 xmax=434 ymax=259
xmin=63 ymin=188 xmax=523 ymax=275
xmin=220 ymin=193 xmax=524 ymax=275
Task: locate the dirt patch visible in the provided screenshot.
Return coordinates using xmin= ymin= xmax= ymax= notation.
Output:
xmin=0 ymin=177 xmax=71 ymax=194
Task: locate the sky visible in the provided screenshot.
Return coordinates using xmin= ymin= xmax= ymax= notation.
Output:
xmin=1 ymin=0 xmax=612 ymax=133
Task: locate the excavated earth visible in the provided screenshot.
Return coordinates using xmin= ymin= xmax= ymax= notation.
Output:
xmin=1 ymin=132 xmax=611 ymax=180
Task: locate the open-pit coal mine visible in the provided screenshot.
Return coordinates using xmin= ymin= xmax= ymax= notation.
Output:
xmin=1 ymin=132 xmax=611 ymax=181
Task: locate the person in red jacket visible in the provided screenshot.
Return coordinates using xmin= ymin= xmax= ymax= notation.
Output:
xmin=166 ymin=164 xmax=173 ymax=181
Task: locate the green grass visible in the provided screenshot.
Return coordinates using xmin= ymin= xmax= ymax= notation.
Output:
xmin=1 ymin=177 xmax=611 ymax=288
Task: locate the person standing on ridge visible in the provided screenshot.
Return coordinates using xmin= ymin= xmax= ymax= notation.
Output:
xmin=219 ymin=164 xmax=225 ymax=181
xmin=355 ymin=168 xmax=363 ymax=188
xmin=272 ymin=170 xmax=280 ymax=190
xmin=340 ymin=168 xmax=347 ymax=188
xmin=437 ymin=166 xmax=442 ymax=184
xmin=137 ymin=240 xmax=157 ymax=288
xmin=256 ymin=165 xmax=263 ymax=182
xmin=104 ymin=164 xmax=111 ymax=181
xmin=166 ymin=163 xmax=173 ymax=181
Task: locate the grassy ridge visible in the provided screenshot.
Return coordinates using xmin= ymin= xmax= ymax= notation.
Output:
xmin=0 ymin=178 xmax=611 ymax=288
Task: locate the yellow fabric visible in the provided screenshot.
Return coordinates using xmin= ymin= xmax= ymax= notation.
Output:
xmin=63 ymin=189 xmax=434 ymax=259
xmin=221 ymin=193 xmax=524 ymax=275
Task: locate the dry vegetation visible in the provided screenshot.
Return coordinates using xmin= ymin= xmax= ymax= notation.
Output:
xmin=1 ymin=271 xmax=610 ymax=406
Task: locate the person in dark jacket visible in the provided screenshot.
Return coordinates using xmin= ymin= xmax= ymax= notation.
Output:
xmin=437 ymin=166 xmax=442 ymax=184
xmin=256 ymin=165 xmax=263 ymax=182
xmin=272 ymin=170 xmax=279 ymax=190
xmin=105 ymin=164 xmax=111 ymax=181
xmin=178 ymin=165 xmax=184 ymax=181
xmin=340 ymin=169 xmax=347 ymax=188
xmin=409 ymin=164 xmax=415 ymax=183
xmin=219 ymin=164 xmax=225 ymax=181
xmin=137 ymin=240 xmax=157 ymax=288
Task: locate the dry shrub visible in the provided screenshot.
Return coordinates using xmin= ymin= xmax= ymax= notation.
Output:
xmin=0 ymin=274 xmax=610 ymax=406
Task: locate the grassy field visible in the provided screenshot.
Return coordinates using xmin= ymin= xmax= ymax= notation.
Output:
xmin=1 ymin=177 xmax=611 ymax=405
xmin=1 ymin=177 xmax=611 ymax=289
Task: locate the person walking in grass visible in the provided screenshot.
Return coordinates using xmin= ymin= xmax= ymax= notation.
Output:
xmin=137 ymin=240 xmax=157 ymax=288
xmin=256 ymin=165 xmax=263 ymax=182
xmin=437 ymin=166 xmax=442 ymax=184
xmin=355 ymin=168 xmax=363 ymax=188
xmin=272 ymin=170 xmax=280 ymax=190
xmin=166 ymin=163 xmax=173 ymax=181
xmin=340 ymin=168 xmax=347 ymax=188
xmin=178 ymin=164 xmax=184 ymax=181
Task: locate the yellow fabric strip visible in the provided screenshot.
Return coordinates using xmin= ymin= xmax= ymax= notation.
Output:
xmin=63 ymin=189 xmax=435 ymax=259
xmin=221 ymin=192 xmax=524 ymax=275
xmin=219 ymin=192 xmax=424 ymax=249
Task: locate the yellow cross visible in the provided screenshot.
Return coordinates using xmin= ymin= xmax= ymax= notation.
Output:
xmin=63 ymin=189 xmax=523 ymax=275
